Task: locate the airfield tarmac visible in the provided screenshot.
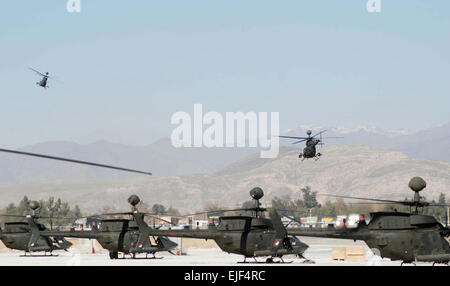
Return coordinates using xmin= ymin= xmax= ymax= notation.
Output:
xmin=0 ymin=237 xmax=437 ymax=266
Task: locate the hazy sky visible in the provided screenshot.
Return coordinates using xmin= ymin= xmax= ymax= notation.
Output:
xmin=1 ymin=1 xmax=449 ymax=148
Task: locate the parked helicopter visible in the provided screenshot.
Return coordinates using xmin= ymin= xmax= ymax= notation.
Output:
xmin=286 ymin=177 xmax=450 ymax=265
xmin=0 ymin=201 xmax=73 ymax=256
xmin=146 ymin=187 xmax=311 ymax=263
xmin=278 ymin=130 xmax=342 ymax=160
xmin=29 ymin=67 xmax=52 ymax=88
xmin=44 ymin=195 xmax=178 ymax=259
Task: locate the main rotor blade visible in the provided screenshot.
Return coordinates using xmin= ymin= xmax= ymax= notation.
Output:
xmin=311 ymin=130 xmax=327 ymax=138
xmin=0 ymin=214 xmax=26 ymax=218
xmin=181 ymin=208 xmax=253 ymax=217
xmin=321 ymin=136 xmax=344 ymax=139
xmin=427 ymin=202 xmax=450 ymax=207
xmin=89 ymin=212 xmax=133 ymax=217
xmin=29 ymin=67 xmax=45 ymax=77
xmin=319 ymin=194 xmax=406 ymax=204
xmin=278 ymin=136 xmax=309 ymax=140
xmin=293 ymin=139 xmax=307 ymax=144
xmin=0 ymin=148 xmax=152 ymax=175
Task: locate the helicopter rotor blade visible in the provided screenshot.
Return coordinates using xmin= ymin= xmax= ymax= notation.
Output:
xmin=181 ymin=208 xmax=254 ymax=217
xmin=87 ymin=212 xmax=177 ymax=225
xmin=0 ymin=214 xmax=27 ymax=218
xmin=29 ymin=67 xmax=45 ymax=77
xmin=0 ymin=148 xmax=152 ymax=175
xmin=89 ymin=212 xmax=133 ymax=217
xmin=427 ymin=202 xmax=450 ymax=207
xmin=319 ymin=194 xmax=406 ymax=204
xmin=293 ymin=139 xmax=307 ymax=144
xmin=278 ymin=136 xmax=309 ymax=140
xmin=321 ymin=136 xmax=344 ymax=139
xmin=310 ymin=130 xmax=327 ymax=138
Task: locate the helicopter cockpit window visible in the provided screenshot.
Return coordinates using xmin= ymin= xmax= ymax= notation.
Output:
xmin=218 ymin=218 xmax=247 ymax=231
xmin=100 ymin=221 xmax=126 ymax=232
xmin=4 ymin=223 xmax=29 ymax=233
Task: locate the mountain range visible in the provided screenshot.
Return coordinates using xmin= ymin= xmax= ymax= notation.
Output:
xmin=0 ymin=121 xmax=449 ymax=183
xmin=0 ymin=145 xmax=448 ymax=213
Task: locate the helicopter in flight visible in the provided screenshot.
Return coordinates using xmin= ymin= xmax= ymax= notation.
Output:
xmin=0 ymin=201 xmax=73 ymax=256
xmin=278 ymin=129 xmax=342 ymax=161
xmin=146 ymin=187 xmax=311 ymax=263
xmin=44 ymin=195 xmax=178 ymax=259
xmin=286 ymin=177 xmax=450 ymax=265
xmin=29 ymin=67 xmax=53 ymax=89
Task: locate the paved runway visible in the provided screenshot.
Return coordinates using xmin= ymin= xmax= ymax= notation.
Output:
xmin=0 ymin=237 xmax=437 ymax=266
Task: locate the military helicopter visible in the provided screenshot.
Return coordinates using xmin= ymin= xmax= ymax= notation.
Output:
xmin=44 ymin=196 xmax=178 ymax=259
xmin=147 ymin=187 xmax=311 ymax=263
xmin=278 ymin=130 xmax=342 ymax=160
xmin=0 ymin=201 xmax=73 ymax=256
xmin=286 ymin=177 xmax=450 ymax=265
xmin=29 ymin=67 xmax=53 ymax=88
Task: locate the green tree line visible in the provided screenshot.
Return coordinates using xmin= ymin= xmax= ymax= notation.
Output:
xmin=0 ymin=196 xmax=82 ymax=229
xmin=268 ymin=186 xmax=449 ymax=224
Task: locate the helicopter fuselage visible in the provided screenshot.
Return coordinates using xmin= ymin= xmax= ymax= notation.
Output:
xmin=37 ymin=76 xmax=48 ymax=88
xmin=46 ymin=219 xmax=177 ymax=259
xmin=301 ymin=139 xmax=321 ymax=159
xmin=152 ymin=216 xmax=309 ymax=259
xmin=0 ymin=222 xmax=71 ymax=252
xmin=289 ymin=211 xmax=450 ymax=263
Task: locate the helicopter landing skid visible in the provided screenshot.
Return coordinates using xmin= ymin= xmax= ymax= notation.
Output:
xmin=119 ymin=253 xmax=164 ymax=259
xmin=432 ymin=261 xmax=449 ymax=266
xmin=400 ymin=261 xmax=416 ymax=266
xmin=238 ymin=257 xmax=293 ymax=264
xmin=298 ymin=254 xmax=316 ymax=264
xmin=20 ymin=253 xmax=58 ymax=257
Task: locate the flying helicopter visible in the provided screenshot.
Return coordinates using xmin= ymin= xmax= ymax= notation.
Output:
xmin=146 ymin=187 xmax=311 ymax=263
xmin=285 ymin=177 xmax=450 ymax=265
xmin=44 ymin=195 xmax=178 ymax=259
xmin=278 ymin=129 xmax=343 ymax=160
xmin=29 ymin=67 xmax=53 ymax=88
xmin=0 ymin=201 xmax=73 ymax=256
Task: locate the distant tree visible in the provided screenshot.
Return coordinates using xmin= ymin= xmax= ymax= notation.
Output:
xmin=152 ymin=204 xmax=167 ymax=215
xmin=0 ymin=197 xmax=83 ymax=227
xmin=203 ymin=201 xmax=221 ymax=212
xmin=166 ymin=206 xmax=180 ymax=216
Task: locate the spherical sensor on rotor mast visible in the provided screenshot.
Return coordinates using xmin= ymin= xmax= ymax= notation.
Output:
xmin=128 ymin=195 xmax=141 ymax=206
xmin=28 ymin=201 xmax=40 ymax=211
xmin=250 ymin=187 xmax=264 ymax=200
xmin=408 ymin=177 xmax=427 ymax=193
